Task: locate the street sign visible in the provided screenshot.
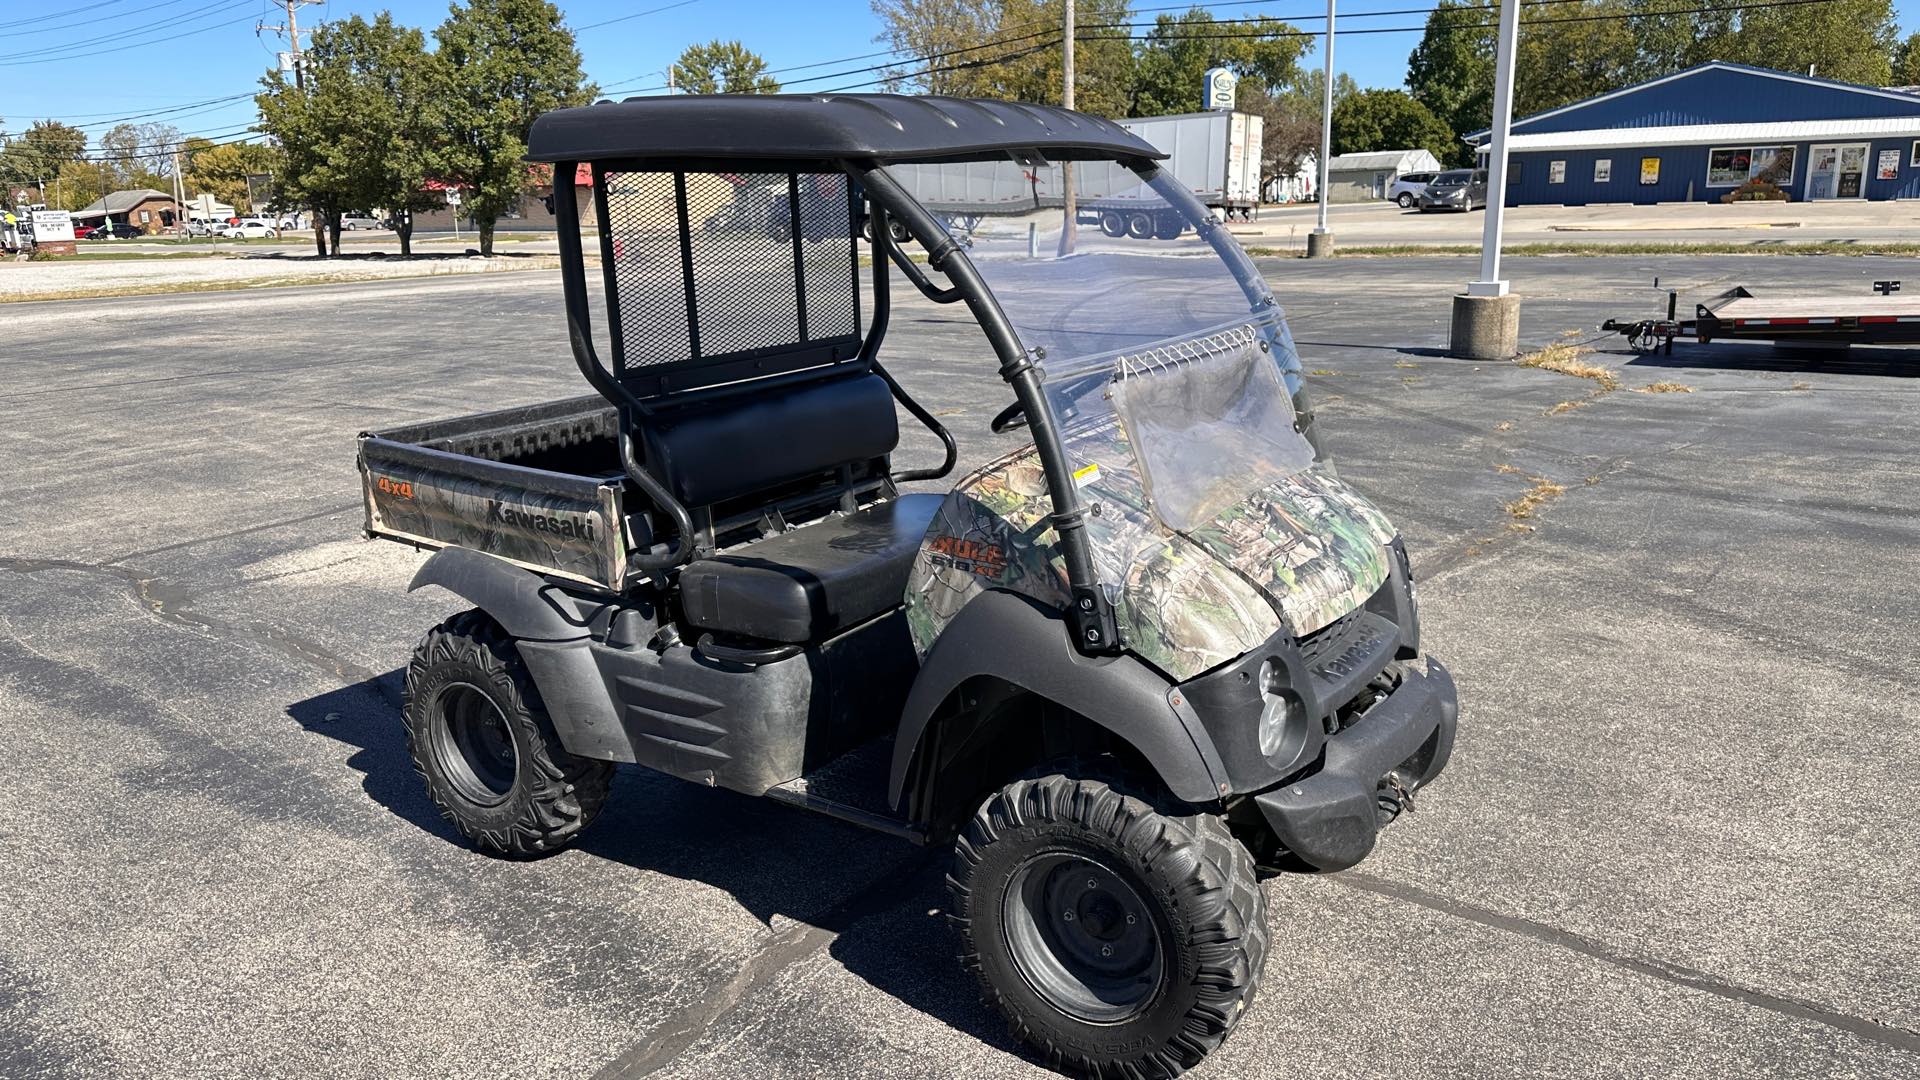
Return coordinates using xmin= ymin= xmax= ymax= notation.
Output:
xmin=30 ymin=209 xmax=75 ymax=243
xmin=445 ymin=190 xmax=462 ymax=207
xmin=1203 ymin=67 xmax=1237 ymax=111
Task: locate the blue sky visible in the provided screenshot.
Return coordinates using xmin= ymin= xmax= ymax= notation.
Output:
xmin=2 ymin=0 xmax=1916 ymax=149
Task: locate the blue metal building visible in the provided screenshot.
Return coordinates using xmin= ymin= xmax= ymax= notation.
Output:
xmin=1465 ymin=62 xmax=1920 ymax=205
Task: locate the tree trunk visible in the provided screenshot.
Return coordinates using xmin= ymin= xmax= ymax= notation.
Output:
xmin=328 ymin=212 xmax=342 ymax=257
xmin=397 ymin=211 xmax=412 ymax=257
xmin=312 ymin=207 xmax=326 ymax=257
xmin=477 ymin=216 xmax=494 ymax=256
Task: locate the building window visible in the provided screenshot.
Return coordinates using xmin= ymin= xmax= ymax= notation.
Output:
xmin=1594 ymin=158 xmax=1612 ymax=182
xmin=1509 ymin=160 xmax=1523 ymax=185
xmin=1911 ymin=140 xmax=1920 ymax=167
xmin=1548 ymin=160 xmax=1566 ymax=184
xmin=1708 ymin=145 xmax=1796 ymax=187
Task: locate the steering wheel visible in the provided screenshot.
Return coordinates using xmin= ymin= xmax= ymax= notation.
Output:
xmin=990 ymin=401 xmax=1029 ymax=433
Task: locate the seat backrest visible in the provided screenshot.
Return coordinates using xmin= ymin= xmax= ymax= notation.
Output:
xmin=640 ymin=371 xmax=898 ymax=508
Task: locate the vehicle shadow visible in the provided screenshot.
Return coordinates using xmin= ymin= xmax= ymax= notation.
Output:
xmin=286 ymin=672 xmax=1025 ymax=1062
xmin=1614 ymin=341 xmax=1920 ymax=377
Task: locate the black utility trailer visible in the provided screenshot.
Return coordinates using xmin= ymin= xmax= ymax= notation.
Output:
xmin=1605 ymin=279 xmax=1919 ymax=353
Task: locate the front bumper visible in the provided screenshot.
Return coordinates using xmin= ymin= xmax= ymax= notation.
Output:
xmin=1252 ymin=657 xmax=1457 ymax=872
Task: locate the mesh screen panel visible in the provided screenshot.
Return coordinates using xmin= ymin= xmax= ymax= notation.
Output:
xmin=600 ymin=169 xmax=859 ymax=379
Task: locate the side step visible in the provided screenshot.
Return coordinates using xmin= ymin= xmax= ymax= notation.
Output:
xmin=765 ymin=780 xmax=928 ymax=844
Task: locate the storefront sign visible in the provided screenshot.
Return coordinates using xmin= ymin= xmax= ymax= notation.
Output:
xmin=1877 ymin=149 xmax=1900 ymax=181
xmin=1640 ymin=157 xmax=1660 ymax=185
xmin=1593 ymin=159 xmax=1612 ymax=183
xmin=30 ymin=209 xmax=74 ymax=242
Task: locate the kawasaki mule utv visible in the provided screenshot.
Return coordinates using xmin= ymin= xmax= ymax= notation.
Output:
xmin=357 ymin=94 xmax=1458 ymax=1076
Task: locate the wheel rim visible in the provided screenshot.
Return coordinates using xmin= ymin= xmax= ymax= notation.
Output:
xmin=433 ymin=682 xmax=519 ymax=806
xmin=1002 ymin=852 xmax=1165 ymax=1024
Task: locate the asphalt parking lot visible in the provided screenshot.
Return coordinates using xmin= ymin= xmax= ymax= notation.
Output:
xmin=3 ymin=253 xmax=1917 ymax=1078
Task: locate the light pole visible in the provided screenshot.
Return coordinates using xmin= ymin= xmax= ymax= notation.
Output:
xmin=1059 ymin=0 xmax=1077 ymax=257
xmin=1307 ymin=0 xmax=1335 ymax=258
xmin=1450 ymin=0 xmax=1522 ymax=358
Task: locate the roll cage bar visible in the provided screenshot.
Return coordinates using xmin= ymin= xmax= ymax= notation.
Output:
xmin=549 ymin=152 xmax=1273 ymax=655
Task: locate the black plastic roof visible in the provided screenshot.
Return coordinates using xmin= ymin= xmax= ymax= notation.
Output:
xmin=526 ymin=94 xmax=1165 ymax=165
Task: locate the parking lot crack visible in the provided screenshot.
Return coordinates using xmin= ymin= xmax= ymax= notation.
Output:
xmin=591 ymin=849 xmax=932 ymax=1079
xmin=1337 ymin=872 xmax=1920 ymax=1053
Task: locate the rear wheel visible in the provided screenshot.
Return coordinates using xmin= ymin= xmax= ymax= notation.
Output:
xmin=950 ymin=770 xmax=1268 ymax=1077
xmin=1125 ymin=211 xmax=1156 ymax=240
xmin=1098 ymin=212 xmax=1126 ymax=238
xmin=403 ymin=610 xmax=613 ymax=857
xmin=1397 ymin=192 xmax=1415 ymax=208
xmin=1152 ymin=213 xmax=1184 ymax=240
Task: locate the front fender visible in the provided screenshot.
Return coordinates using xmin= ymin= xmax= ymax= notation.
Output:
xmin=889 ymin=589 xmax=1227 ymax=810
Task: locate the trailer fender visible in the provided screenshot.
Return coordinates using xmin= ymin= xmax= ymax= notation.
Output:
xmin=889 ymin=590 xmax=1226 ymax=811
xmin=407 ymin=547 xmax=620 ymax=756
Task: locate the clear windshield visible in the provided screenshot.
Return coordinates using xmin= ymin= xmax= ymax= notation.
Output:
xmin=886 ymin=160 xmax=1314 ymax=535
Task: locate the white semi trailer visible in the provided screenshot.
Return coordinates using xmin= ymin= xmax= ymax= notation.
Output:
xmin=889 ymin=110 xmax=1266 ymax=241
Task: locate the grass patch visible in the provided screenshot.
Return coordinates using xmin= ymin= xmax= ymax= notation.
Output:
xmin=0 ymin=258 xmax=561 ymax=304
xmin=1504 ymin=475 xmax=1568 ymax=520
xmin=1546 ymin=399 xmax=1587 ymax=416
xmin=1635 ymin=381 xmax=1695 ymax=393
xmin=1517 ymin=340 xmax=1619 ymax=390
xmin=1248 ymin=241 xmax=1920 ymax=259
xmin=1307 ymin=368 xmax=1338 ymax=376
xmin=1393 ymin=359 xmax=1419 ymax=369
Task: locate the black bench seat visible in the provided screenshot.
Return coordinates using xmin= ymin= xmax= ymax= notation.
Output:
xmin=679 ymin=494 xmax=944 ymax=643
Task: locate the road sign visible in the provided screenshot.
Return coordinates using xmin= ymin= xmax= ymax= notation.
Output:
xmin=445 ymin=190 xmax=462 ymax=207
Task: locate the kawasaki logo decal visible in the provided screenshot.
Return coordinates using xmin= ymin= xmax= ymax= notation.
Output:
xmin=487 ymin=500 xmax=598 ymax=542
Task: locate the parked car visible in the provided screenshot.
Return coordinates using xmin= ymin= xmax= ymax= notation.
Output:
xmin=1388 ymin=171 xmax=1437 ymax=208
xmin=85 ymin=222 xmax=144 ymax=239
xmin=1418 ymin=169 xmax=1488 ymax=212
xmin=70 ymin=223 xmax=97 ymax=239
xmin=185 ymin=219 xmax=220 ymax=237
xmin=340 ymin=213 xmax=382 ymax=230
xmin=221 ymin=219 xmax=279 ymax=239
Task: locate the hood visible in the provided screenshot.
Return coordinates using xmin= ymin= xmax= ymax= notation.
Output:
xmin=1081 ymin=459 xmax=1396 ymax=679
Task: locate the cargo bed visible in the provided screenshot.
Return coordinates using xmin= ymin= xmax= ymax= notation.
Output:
xmin=357 ymin=396 xmax=634 ymax=591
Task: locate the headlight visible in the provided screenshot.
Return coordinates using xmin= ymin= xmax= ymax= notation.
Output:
xmin=1257 ymin=659 xmax=1306 ymax=756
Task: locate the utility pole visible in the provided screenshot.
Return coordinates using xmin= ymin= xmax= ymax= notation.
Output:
xmin=1307 ymin=0 xmax=1335 ymax=257
xmin=259 ymin=0 xmax=322 ymax=90
xmin=172 ymin=150 xmax=187 ymax=241
xmin=261 ymin=0 xmax=324 ymax=252
xmin=1058 ymin=0 xmax=1076 ymax=257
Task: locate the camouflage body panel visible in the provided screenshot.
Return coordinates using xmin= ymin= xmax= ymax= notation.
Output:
xmin=903 ymin=425 xmax=1397 ymax=679
xmin=903 ymin=455 xmax=1070 ymax=655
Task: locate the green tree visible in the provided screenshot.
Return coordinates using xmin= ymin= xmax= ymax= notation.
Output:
xmin=1238 ymin=87 xmax=1317 ymax=193
xmin=183 ymin=139 xmax=275 ymax=214
xmin=1894 ymin=31 xmax=1920 ymax=87
xmin=1720 ymin=0 xmax=1897 ymax=86
xmin=0 ymin=120 xmax=89 ymax=189
xmin=871 ymin=0 xmax=1135 ymax=118
xmin=1405 ymin=0 xmax=1492 ymax=166
xmin=1330 ymin=88 xmax=1455 ymax=161
xmin=96 ymin=122 xmax=181 ymax=191
xmin=437 ymin=0 xmax=594 ymax=255
xmin=1127 ymin=9 xmax=1306 ymax=117
xmin=672 ymin=40 xmax=781 ymax=94
xmin=259 ymin=50 xmax=358 ymax=254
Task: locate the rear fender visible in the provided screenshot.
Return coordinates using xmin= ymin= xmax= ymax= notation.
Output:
xmin=889 ymin=589 xmax=1226 ymax=812
xmin=407 ymin=547 xmax=619 ymax=756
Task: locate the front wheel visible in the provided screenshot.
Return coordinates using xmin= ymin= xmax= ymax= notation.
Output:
xmin=950 ymin=771 xmax=1268 ymax=1077
xmin=403 ymin=610 xmax=613 ymax=857
xmin=1397 ymin=192 xmax=1415 ymax=208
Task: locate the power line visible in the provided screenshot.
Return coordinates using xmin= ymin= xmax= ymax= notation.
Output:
xmin=0 ymin=0 xmax=142 ymax=32
xmin=4 ymin=0 xmax=240 ymax=38
xmin=574 ymin=0 xmax=705 ymax=33
xmin=0 ymin=8 xmax=257 ymax=65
